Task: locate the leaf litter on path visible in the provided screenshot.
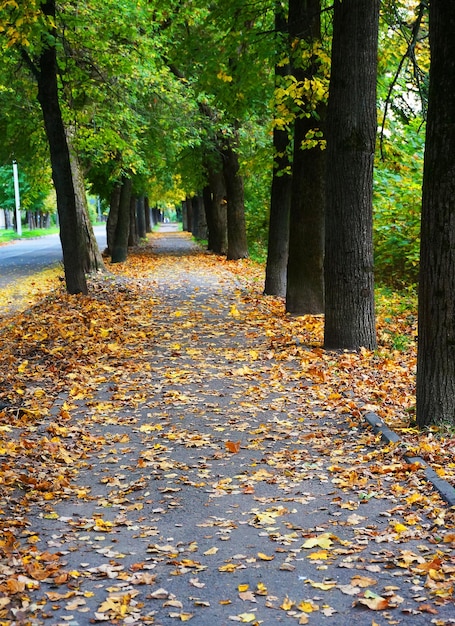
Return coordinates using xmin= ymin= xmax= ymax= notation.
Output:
xmin=0 ymin=231 xmax=454 ymax=625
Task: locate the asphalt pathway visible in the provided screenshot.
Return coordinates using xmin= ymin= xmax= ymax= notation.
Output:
xmin=4 ymin=227 xmax=455 ymax=625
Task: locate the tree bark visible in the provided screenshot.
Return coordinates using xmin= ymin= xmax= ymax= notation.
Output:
xmin=192 ymin=195 xmax=207 ymax=240
xmin=128 ymin=194 xmax=138 ymax=247
xmin=35 ymin=0 xmax=87 ymax=294
xmin=106 ymin=182 xmax=121 ymax=255
xmin=137 ymin=195 xmax=147 ymax=240
xmin=144 ymin=197 xmax=152 ymax=233
xmin=111 ymin=177 xmax=132 ymax=263
xmin=264 ymin=3 xmax=292 ymax=297
xmin=286 ymin=0 xmax=325 ymax=313
xmin=222 ymin=137 xmax=248 ymax=260
xmin=416 ymin=1 xmax=455 ymax=427
xmin=66 ymin=131 xmax=105 ymax=273
xmin=185 ymin=195 xmax=193 ymax=233
xmin=204 ymin=164 xmax=227 ymax=255
xmin=323 ymin=0 xmax=379 ymax=350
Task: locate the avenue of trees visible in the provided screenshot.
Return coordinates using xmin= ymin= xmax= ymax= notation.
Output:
xmin=0 ymin=0 xmax=453 ymax=429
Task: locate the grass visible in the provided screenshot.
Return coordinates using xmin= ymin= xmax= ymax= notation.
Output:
xmin=0 ymin=226 xmax=59 ymax=244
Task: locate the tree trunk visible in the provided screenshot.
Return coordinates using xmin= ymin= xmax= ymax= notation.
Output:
xmin=323 ymin=0 xmax=379 ymax=350
xmin=111 ymin=177 xmax=132 ymax=263
xmin=144 ymin=197 xmax=152 ymax=233
xmin=35 ymin=0 xmax=87 ymax=294
xmin=204 ymin=164 xmax=227 ymax=254
xmin=185 ymin=195 xmax=193 ymax=233
xmin=128 ymin=194 xmax=138 ymax=247
xmin=106 ymin=182 xmax=121 ymax=255
xmin=190 ymin=196 xmax=199 ymax=237
xmin=286 ymin=0 xmax=325 ymax=314
xmin=222 ymin=137 xmax=248 ymax=260
xmin=66 ymin=132 xmax=105 ymax=273
xmin=416 ymin=1 xmax=455 ymax=427
xmin=192 ymin=195 xmax=207 ymax=240
xmin=137 ymin=195 xmax=147 ymax=240
xmin=264 ymin=4 xmax=292 ymax=297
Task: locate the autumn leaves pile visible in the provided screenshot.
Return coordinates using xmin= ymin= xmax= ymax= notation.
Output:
xmin=0 ymin=234 xmax=454 ymax=624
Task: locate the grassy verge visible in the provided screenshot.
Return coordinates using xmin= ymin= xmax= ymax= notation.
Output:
xmin=0 ymin=227 xmax=59 ymax=244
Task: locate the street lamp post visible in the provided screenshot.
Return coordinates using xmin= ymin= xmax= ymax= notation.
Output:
xmin=12 ymin=160 xmax=22 ymax=237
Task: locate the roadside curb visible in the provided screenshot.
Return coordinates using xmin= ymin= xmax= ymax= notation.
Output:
xmin=364 ymin=411 xmax=455 ymax=507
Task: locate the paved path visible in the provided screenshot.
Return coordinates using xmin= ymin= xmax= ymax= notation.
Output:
xmin=2 ymin=229 xmax=454 ymax=625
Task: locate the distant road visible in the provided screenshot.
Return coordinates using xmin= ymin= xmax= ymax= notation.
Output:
xmin=0 ymin=225 xmax=107 ymax=288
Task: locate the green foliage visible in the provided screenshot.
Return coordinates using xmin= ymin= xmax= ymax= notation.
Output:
xmin=374 ymin=118 xmax=425 ymax=291
xmin=0 ymin=164 xmax=50 ymax=214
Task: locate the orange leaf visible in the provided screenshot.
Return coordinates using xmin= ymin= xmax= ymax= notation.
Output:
xmin=225 ymin=440 xmax=241 ymax=453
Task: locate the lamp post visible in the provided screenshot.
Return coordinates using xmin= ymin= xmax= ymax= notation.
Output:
xmin=12 ymin=160 xmax=22 ymax=237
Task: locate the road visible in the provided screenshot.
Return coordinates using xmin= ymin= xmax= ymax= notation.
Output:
xmin=0 ymin=225 xmax=107 ymax=288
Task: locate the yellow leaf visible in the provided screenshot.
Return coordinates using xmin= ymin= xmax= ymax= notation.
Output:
xmin=219 ymin=563 xmax=238 ymax=572
xmin=257 ymin=552 xmax=275 ymax=561
xmin=394 ymin=522 xmax=407 ymax=533
xmin=204 ymin=547 xmax=218 ymax=555
xmin=180 ymin=613 xmax=194 ymax=621
xmin=238 ymin=584 xmax=249 ymax=592
xmin=297 ymin=600 xmax=318 ymax=613
xmin=236 ymin=613 xmax=257 ymax=623
xmin=17 ymin=360 xmax=28 ymax=373
xmin=302 ymin=533 xmax=333 ymax=549
xmin=307 ymin=549 xmax=329 ymax=560
xmin=308 ymin=580 xmax=336 ymax=590
xmin=256 ymin=582 xmax=267 ymax=595
xmin=280 ymin=597 xmax=294 ymax=610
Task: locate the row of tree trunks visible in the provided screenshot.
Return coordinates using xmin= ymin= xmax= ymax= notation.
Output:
xmin=107 ymin=177 xmax=153 ymax=263
xmin=265 ymin=0 xmax=377 ymax=351
xmin=183 ymin=143 xmax=247 ymax=259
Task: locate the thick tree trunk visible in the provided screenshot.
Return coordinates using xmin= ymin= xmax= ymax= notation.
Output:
xmin=264 ymin=4 xmax=292 ymax=297
xmin=323 ymin=0 xmax=379 ymax=350
xmin=286 ymin=0 xmax=325 ymax=314
xmin=191 ymin=195 xmax=207 ymax=240
xmin=416 ymin=1 xmax=455 ymax=427
xmin=265 ymin=127 xmax=292 ymax=297
xmin=66 ymin=132 xmax=105 ymax=273
xmin=106 ymin=183 xmax=121 ymax=255
xmin=185 ymin=195 xmax=193 ymax=233
xmin=35 ymin=0 xmax=87 ymax=294
xmin=111 ymin=177 xmax=132 ymax=263
xmin=204 ymin=165 xmax=227 ymax=254
xmin=222 ymin=137 xmax=248 ymax=260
